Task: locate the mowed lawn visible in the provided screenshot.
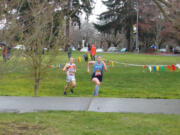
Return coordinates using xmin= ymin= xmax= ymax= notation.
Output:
xmin=0 ymin=51 xmax=180 ymax=98
xmin=0 ymin=111 xmax=179 ymax=135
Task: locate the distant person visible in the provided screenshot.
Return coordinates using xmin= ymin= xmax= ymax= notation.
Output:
xmin=88 ymin=44 xmax=91 ymax=51
xmin=90 ymin=44 xmax=96 ymax=61
xmin=67 ymin=44 xmax=72 ymax=59
xmin=63 ymin=57 xmax=76 ymax=95
xmin=100 ymin=41 xmax=104 ymax=48
xmin=83 ymin=52 xmax=89 ymax=62
xmin=7 ymin=46 xmax=11 ymax=60
xmin=2 ymin=46 xmax=7 ymax=62
xmin=77 ymin=44 xmax=81 ymax=51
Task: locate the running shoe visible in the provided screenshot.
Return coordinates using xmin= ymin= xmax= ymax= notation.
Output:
xmin=64 ymin=91 xmax=67 ymax=95
xmin=93 ymin=91 xmax=96 ymax=96
xmin=70 ymin=89 xmax=74 ymax=94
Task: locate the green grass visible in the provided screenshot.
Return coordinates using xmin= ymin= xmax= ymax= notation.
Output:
xmin=0 ymin=111 xmax=179 ymax=135
xmin=0 ymin=51 xmax=180 ymax=98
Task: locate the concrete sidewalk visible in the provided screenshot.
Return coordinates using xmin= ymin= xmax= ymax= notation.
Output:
xmin=0 ymin=96 xmax=180 ymax=114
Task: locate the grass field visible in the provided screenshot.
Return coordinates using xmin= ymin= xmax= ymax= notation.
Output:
xmin=0 ymin=111 xmax=179 ymax=135
xmin=0 ymin=51 xmax=180 ymax=98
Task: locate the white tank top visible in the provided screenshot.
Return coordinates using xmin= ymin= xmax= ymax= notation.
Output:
xmin=66 ymin=63 xmax=76 ymax=76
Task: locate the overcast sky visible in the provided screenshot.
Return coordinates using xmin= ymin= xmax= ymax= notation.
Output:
xmin=82 ymin=0 xmax=107 ymax=23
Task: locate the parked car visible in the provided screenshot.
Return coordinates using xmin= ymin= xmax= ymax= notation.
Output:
xmin=80 ymin=47 xmax=88 ymax=52
xmin=72 ymin=46 xmax=76 ymax=51
xmin=59 ymin=48 xmax=64 ymax=51
xmin=158 ymin=48 xmax=167 ymax=53
xmin=120 ymin=48 xmax=127 ymax=53
xmin=43 ymin=48 xmax=48 ymax=51
xmin=0 ymin=42 xmax=7 ymax=46
xmin=174 ymin=46 xmax=180 ymax=54
xmin=107 ymin=47 xmax=119 ymax=52
xmin=96 ymin=48 xmax=104 ymax=53
xmin=14 ymin=45 xmax=25 ymax=50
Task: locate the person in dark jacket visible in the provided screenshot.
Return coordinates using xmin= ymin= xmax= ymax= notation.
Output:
xmin=67 ymin=44 xmax=73 ymax=59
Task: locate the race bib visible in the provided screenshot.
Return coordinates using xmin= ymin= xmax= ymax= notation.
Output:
xmin=69 ymin=71 xmax=74 ymax=76
xmin=95 ymin=71 xmax=101 ymax=76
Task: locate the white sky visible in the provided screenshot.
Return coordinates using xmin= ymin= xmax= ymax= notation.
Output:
xmin=82 ymin=0 xmax=107 ymax=23
xmin=0 ymin=18 xmax=6 ymax=30
xmin=89 ymin=0 xmax=107 ymax=22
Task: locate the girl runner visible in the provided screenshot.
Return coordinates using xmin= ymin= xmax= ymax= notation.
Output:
xmin=63 ymin=57 xmax=76 ymax=95
xmin=87 ymin=55 xmax=107 ymax=96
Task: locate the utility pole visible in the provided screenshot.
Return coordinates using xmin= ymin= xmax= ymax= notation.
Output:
xmin=136 ymin=0 xmax=139 ymax=53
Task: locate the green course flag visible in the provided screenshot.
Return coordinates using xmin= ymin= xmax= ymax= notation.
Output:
xmin=161 ymin=66 xmax=165 ymax=72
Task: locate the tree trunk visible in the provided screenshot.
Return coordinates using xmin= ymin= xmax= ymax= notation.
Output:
xmin=127 ymin=36 xmax=131 ymax=51
xmin=34 ymin=77 xmax=40 ymax=96
xmin=66 ymin=18 xmax=70 ymax=41
xmin=34 ymin=64 xmax=41 ymax=96
xmin=126 ymin=27 xmax=131 ymax=51
xmin=66 ymin=0 xmax=71 ymax=42
xmin=107 ymin=41 xmax=111 ymax=48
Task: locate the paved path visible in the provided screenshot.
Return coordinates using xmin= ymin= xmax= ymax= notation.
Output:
xmin=0 ymin=96 xmax=180 ymax=114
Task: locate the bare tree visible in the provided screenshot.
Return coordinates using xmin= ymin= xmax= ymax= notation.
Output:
xmin=0 ymin=0 xmax=67 ymax=96
xmin=19 ymin=0 xmax=66 ymax=96
xmin=70 ymin=22 xmax=99 ymax=47
xmin=152 ymin=0 xmax=180 ymax=31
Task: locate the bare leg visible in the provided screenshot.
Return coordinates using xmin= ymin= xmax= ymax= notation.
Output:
xmin=92 ymin=78 xmax=101 ymax=96
xmin=64 ymin=82 xmax=70 ymax=95
xmin=71 ymin=80 xmax=76 ymax=93
xmin=72 ymin=80 xmax=76 ymax=89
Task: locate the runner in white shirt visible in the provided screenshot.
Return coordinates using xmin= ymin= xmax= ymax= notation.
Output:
xmin=63 ymin=58 xmax=76 ymax=95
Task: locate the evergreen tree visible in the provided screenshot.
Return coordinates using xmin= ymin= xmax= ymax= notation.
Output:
xmin=64 ymin=0 xmax=94 ymax=41
xmin=94 ymin=0 xmax=136 ymax=51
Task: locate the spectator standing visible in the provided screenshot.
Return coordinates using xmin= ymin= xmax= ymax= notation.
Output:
xmin=7 ymin=46 xmax=11 ymax=60
xmin=2 ymin=46 xmax=7 ymax=62
xmin=67 ymin=44 xmax=73 ymax=59
xmin=90 ymin=44 xmax=96 ymax=61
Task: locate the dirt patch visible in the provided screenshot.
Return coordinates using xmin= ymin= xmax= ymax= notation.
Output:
xmin=0 ymin=122 xmax=45 ymax=135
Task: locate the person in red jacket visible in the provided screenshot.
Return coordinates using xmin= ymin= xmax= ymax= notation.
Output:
xmin=90 ymin=44 xmax=96 ymax=61
xmin=2 ymin=46 xmax=7 ymax=62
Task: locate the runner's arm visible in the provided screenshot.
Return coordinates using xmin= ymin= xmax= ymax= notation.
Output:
xmin=87 ymin=61 xmax=95 ymax=73
xmin=102 ymin=61 xmax=107 ymax=72
xmin=74 ymin=65 xmax=76 ymax=73
xmin=63 ymin=64 xmax=67 ymax=72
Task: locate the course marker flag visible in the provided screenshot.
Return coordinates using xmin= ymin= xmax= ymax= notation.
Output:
xmin=88 ymin=54 xmax=91 ymax=59
xmin=168 ymin=65 xmax=171 ymax=71
xmin=144 ymin=65 xmax=147 ymax=68
xmin=148 ymin=66 xmax=152 ymax=72
xmin=153 ymin=66 xmax=156 ymax=72
xmin=107 ymin=60 xmax=111 ymax=66
xmin=172 ymin=65 xmax=175 ymax=71
xmin=176 ymin=64 xmax=180 ymax=69
xmin=77 ymin=57 xmax=80 ymax=63
xmin=59 ymin=64 xmax=63 ymax=68
xmin=156 ymin=66 xmax=160 ymax=71
xmin=112 ymin=61 xmax=114 ymax=67
xmin=161 ymin=66 xmax=165 ymax=72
